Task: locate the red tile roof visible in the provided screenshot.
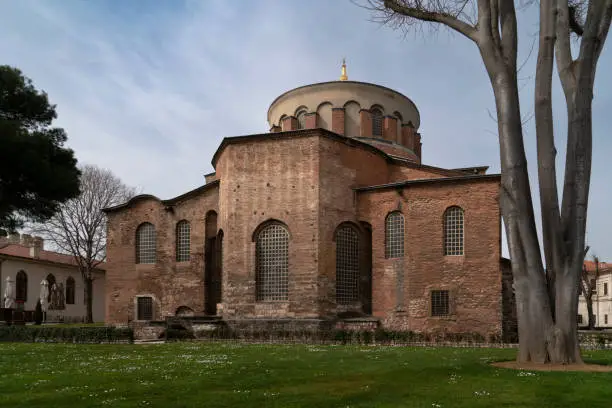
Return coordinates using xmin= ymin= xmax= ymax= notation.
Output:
xmin=584 ymin=260 xmax=612 ymax=273
xmin=0 ymin=243 xmax=105 ymax=271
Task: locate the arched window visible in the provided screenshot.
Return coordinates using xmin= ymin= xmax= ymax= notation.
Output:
xmin=46 ymin=273 xmax=56 ymax=302
xmin=444 ymin=206 xmax=464 ymax=255
xmin=136 ymin=222 xmax=156 ymax=264
xmin=385 ymin=212 xmax=405 ymax=258
xmin=296 ymin=110 xmax=307 ymax=130
xmin=16 ymin=270 xmax=27 ymax=302
xmin=371 ymin=107 xmax=383 ymax=137
xmin=256 ymin=223 xmax=289 ymax=301
xmin=65 ymin=277 xmax=75 ymax=305
xmin=176 ymin=220 xmax=191 ymax=262
xmin=336 ymin=225 xmax=360 ymax=305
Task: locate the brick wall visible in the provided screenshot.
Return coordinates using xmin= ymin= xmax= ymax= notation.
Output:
xmin=215 ymin=133 xmax=322 ymax=319
xmin=106 ymin=128 xmax=505 ymax=339
xmin=105 ymin=186 xmax=219 ymax=324
xmin=355 ymin=177 xmax=503 ymax=338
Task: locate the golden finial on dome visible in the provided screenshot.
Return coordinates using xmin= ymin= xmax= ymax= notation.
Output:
xmin=340 ymin=58 xmax=348 ymax=81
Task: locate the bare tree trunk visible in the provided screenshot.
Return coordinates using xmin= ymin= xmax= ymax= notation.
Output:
xmin=586 ymin=297 xmax=594 ymax=329
xmin=85 ymin=274 xmax=93 ymax=324
xmin=366 ymin=0 xmax=612 ymax=365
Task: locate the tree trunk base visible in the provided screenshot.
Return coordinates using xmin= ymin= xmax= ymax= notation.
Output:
xmin=492 ymin=361 xmax=612 ymax=372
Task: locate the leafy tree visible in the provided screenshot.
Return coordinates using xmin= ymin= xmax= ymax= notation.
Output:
xmin=33 ymin=165 xmax=136 ymax=323
xmin=0 ymin=65 xmax=80 ymax=231
xmin=362 ymin=0 xmax=612 ymax=364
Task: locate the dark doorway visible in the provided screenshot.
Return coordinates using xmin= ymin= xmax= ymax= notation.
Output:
xmin=204 ymin=212 xmax=222 ymax=315
xmin=360 ymin=222 xmax=373 ymax=315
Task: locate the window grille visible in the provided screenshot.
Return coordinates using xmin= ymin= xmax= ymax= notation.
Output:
xmin=431 ymin=290 xmax=450 ymax=316
xmin=65 ymin=277 xmax=75 ymax=305
xmin=385 ymin=212 xmax=405 ymax=258
xmin=606 ymin=315 xmax=609 ymax=325
xmin=137 ymin=296 xmax=154 ymax=320
xmin=577 ymin=314 xmax=583 ymax=324
xmin=336 ymin=226 xmax=360 ymax=305
xmin=296 ymin=110 xmax=306 ymax=130
xmin=604 ymin=282 xmax=608 ymax=296
xmin=444 ymin=206 xmax=464 ymax=256
xmin=256 ymin=224 xmax=289 ymax=301
xmin=136 ymin=223 xmax=156 ymax=264
xmin=176 ymin=220 xmax=191 ymax=262
xmin=371 ymin=108 xmax=383 ymax=137
xmin=16 ymin=270 xmax=27 ymax=302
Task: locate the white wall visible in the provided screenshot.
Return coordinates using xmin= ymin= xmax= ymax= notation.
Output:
xmin=578 ymin=273 xmax=612 ymax=327
xmin=0 ymin=258 xmax=105 ymax=322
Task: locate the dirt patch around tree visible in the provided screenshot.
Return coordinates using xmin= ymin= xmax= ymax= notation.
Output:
xmin=492 ymin=361 xmax=612 ymax=372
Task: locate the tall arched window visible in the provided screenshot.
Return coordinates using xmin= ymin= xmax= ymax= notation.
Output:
xmin=296 ymin=110 xmax=307 ymax=130
xmin=371 ymin=107 xmax=383 ymax=137
xmin=136 ymin=222 xmax=156 ymax=264
xmin=176 ymin=220 xmax=191 ymax=262
xmin=46 ymin=273 xmax=56 ymax=302
xmin=444 ymin=206 xmax=464 ymax=255
xmin=16 ymin=270 xmax=27 ymax=302
xmin=336 ymin=225 xmax=360 ymax=305
xmin=256 ymin=223 xmax=289 ymax=301
xmin=385 ymin=212 xmax=405 ymax=258
xmin=65 ymin=277 xmax=75 ymax=305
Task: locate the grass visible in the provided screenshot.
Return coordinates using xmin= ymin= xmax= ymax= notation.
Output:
xmin=0 ymin=343 xmax=611 ymax=407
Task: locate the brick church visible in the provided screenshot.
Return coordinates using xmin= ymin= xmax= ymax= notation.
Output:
xmin=104 ymin=62 xmax=514 ymax=340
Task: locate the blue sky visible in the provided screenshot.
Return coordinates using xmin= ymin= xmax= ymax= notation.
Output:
xmin=1 ymin=0 xmax=611 ymax=260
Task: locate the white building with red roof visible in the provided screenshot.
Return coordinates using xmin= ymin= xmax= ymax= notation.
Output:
xmin=0 ymin=234 xmax=105 ymax=323
xmin=578 ymin=260 xmax=612 ymax=328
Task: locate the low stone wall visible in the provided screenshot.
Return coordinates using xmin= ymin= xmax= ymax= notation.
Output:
xmin=131 ymin=321 xmax=165 ymax=341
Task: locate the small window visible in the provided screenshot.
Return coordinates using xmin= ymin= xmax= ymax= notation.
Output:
xmin=431 ymin=290 xmax=450 ymax=316
xmin=65 ymin=277 xmax=75 ymax=305
xmin=606 ymin=315 xmax=609 ymax=325
xmin=136 ymin=222 xmax=156 ymax=264
xmin=604 ymin=283 xmax=608 ymax=296
xmin=371 ymin=108 xmax=383 ymax=137
xmin=444 ymin=206 xmax=464 ymax=256
xmin=577 ymin=314 xmax=583 ymax=324
xmin=296 ymin=110 xmax=307 ymax=130
xmin=16 ymin=270 xmax=27 ymax=302
xmin=176 ymin=220 xmax=191 ymax=262
xmin=385 ymin=212 xmax=404 ymax=258
xmin=137 ymin=297 xmax=154 ymax=320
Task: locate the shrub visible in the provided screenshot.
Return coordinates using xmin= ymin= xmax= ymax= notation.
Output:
xmin=0 ymin=326 xmax=133 ymax=343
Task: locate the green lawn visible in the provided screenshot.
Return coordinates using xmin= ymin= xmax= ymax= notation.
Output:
xmin=1 ymin=343 xmax=611 ymax=407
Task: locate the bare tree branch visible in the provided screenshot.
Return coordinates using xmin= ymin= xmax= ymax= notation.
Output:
xmin=364 ymin=0 xmax=479 ymax=41
xmin=31 ymin=164 xmax=136 ymax=322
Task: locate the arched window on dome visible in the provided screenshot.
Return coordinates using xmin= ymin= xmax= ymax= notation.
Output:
xmin=371 ymin=107 xmax=383 ymax=137
xmin=296 ymin=110 xmax=307 ymax=130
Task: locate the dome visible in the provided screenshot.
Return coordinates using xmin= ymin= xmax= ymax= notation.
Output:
xmin=267 ymin=67 xmax=422 ymax=162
